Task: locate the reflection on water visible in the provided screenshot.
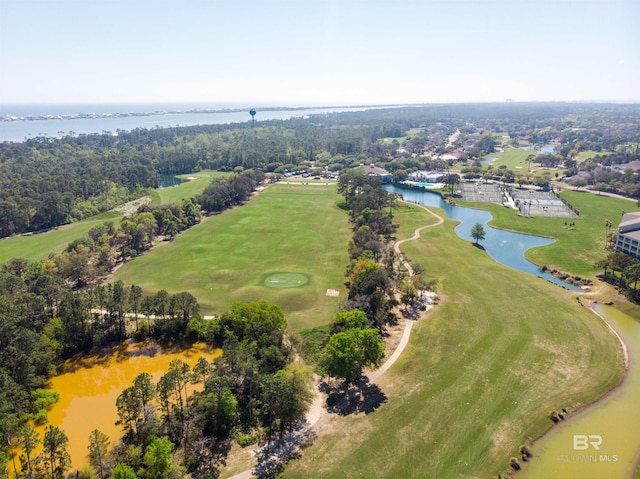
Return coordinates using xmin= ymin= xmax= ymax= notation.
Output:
xmin=158 ymin=173 xmax=187 ymax=188
xmin=385 ymin=184 xmax=640 ymax=476
xmin=40 ymin=341 xmax=221 ymax=469
xmin=383 ymin=184 xmax=580 ymax=290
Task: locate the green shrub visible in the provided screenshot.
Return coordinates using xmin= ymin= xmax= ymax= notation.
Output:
xmin=235 ymin=431 xmax=261 ymax=448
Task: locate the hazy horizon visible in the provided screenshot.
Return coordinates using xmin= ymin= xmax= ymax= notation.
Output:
xmin=3 ymin=99 xmax=640 ymax=108
xmin=1 ymin=0 xmax=638 ymax=105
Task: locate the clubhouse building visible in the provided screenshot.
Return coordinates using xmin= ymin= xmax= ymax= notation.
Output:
xmin=408 ymin=170 xmax=445 ymax=184
xmin=615 ymin=212 xmax=640 ymax=258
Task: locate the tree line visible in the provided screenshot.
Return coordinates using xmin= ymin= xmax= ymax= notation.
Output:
xmin=2 ymin=298 xmax=315 ymax=479
xmin=337 ymin=168 xmax=398 ymax=330
xmin=309 ymin=168 xmax=436 ymax=387
xmin=596 ymin=251 xmax=640 ymax=303
xmin=4 ymin=103 xmax=638 ymax=238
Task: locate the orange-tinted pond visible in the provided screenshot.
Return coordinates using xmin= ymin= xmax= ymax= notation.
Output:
xmin=40 ymin=341 xmax=221 ymax=470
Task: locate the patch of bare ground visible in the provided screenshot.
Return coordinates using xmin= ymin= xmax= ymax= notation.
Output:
xmin=112 ymin=195 xmax=152 ymax=215
xmin=489 ymin=421 xmax=524 ymax=464
xmin=380 ymin=319 xmax=404 ymax=357
xmin=219 ymin=444 xmax=257 ymax=479
xmin=531 ymin=335 xmax=584 ymax=381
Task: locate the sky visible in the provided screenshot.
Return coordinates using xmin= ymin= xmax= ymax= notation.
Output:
xmin=0 ymin=0 xmax=638 ymax=106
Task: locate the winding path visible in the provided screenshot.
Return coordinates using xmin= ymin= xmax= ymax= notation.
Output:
xmin=393 ymin=201 xmax=445 ymax=276
xmin=228 ymin=200 xmax=444 ymax=479
xmin=371 ymin=201 xmax=444 ymax=381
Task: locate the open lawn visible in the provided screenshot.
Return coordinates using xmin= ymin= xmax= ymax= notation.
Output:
xmin=0 ymin=171 xmax=224 ymax=265
xmin=282 ymin=201 xmax=624 ymax=479
xmin=576 ymin=150 xmax=603 ymax=162
xmin=482 ymin=148 xmax=605 ymax=176
xmin=481 ymin=146 xmax=538 ymax=171
xmin=379 ymin=127 xmax=424 ymax=146
xmin=462 ymin=189 xmax=640 ymax=278
xmin=112 ymin=183 xmax=351 ymax=332
xmin=150 ymin=170 xmax=226 ymax=206
xmin=0 ymin=210 xmax=120 ymax=264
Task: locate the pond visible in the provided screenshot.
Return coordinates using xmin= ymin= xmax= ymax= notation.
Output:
xmin=519 ymin=145 xmax=556 ymax=154
xmin=518 ymin=304 xmax=640 ymax=478
xmin=384 ymin=184 xmax=640 ymax=477
xmin=39 ymin=341 xmax=221 ymax=469
xmin=158 ymin=173 xmax=188 ymax=188
xmin=383 ymin=184 xmax=580 ymax=290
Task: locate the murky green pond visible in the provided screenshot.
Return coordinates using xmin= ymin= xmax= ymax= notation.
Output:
xmin=385 ymin=184 xmax=640 ymax=477
xmin=519 ymin=304 xmax=640 ymax=478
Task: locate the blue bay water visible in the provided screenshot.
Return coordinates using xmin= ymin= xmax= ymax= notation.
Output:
xmin=0 ymin=103 xmax=376 ymax=142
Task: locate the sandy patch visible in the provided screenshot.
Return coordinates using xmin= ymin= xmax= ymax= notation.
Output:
xmin=326 ymin=289 xmax=340 ymax=297
xmin=112 ymin=196 xmax=152 ymax=216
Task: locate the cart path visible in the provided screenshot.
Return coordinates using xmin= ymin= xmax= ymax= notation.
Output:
xmin=370 ymin=201 xmax=444 ymax=381
xmin=227 ymin=200 xmax=443 ymax=479
xmin=393 ymin=200 xmax=445 ymax=276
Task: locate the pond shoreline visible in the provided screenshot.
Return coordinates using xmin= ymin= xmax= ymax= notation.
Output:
xmin=516 ymin=302 xmax=638 ymax=478
xmin=591 ymin=302 xmax=630 ymax=370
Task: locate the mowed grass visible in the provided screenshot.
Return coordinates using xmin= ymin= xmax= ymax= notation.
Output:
xmin=0 ymin=171 xmax=224 ymax=265
xmin=0 ymin=210 xmax=120 ymax=264
xmin=150 ymin=170 xmax=227 ymax=206
xmin=463 ymin=189 xmax=640 ymax=278
xmin=379 ymin=127 xmax=424 ymax=146
xmin=576 ymin=150 xmax=604 ymax=162
xmin=484 ymin=147 xmax=606 ymax=174
xmin=482 ymin=145 xmax=537 ymax=170
xmin=283 ymin=202 xmax=624 ymax=479
xmin=112 ymin=183 xmax=351 ymax=331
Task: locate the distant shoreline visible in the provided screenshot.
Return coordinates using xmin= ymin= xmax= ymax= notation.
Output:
xmin=0 ymin=104 xmax=400 ymax=142
xmin=0 ymin=104 xmax=405 ymax=123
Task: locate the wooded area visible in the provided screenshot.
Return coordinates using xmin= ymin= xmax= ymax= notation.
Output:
xmin=2 ymin=102 xmax=640 ymax=479
xmin=2 ymin=103 xmax=639 ymax=238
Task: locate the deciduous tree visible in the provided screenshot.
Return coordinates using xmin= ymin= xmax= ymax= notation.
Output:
xmin=142 ymin=437 xmax=174 ymax=479
xmin=319 ymin=328 xmax=385 ymax=384
xmin=112 ymin=463 xmax=138 ymax=479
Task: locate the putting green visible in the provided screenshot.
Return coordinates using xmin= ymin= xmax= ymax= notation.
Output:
xmin=263 ymin=272 xmax=309 ymax=288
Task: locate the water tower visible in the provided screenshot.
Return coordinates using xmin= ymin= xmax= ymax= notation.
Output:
xmin=249 ymin=108 xmax=256 ymax=127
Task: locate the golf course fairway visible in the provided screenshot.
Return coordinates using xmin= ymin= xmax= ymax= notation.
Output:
xmin=280 ymin=201 xmax=624 ymax=479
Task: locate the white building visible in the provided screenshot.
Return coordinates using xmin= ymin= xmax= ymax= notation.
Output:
xmin=408 ymin=170 xmax=445 ymax=183
xmin=615 ymin=212 xmax=640 ymax=258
